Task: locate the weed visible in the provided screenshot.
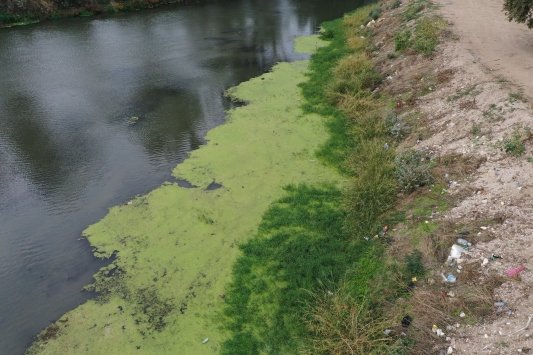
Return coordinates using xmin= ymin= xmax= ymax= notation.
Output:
xmin=403 ymin=0 xmax=427 ymax=21
xmin=448 ymin=84 xmax=481 ymax=101
xmin=509 ymin=91 xmax=527 ymax=103
xmin=482 ymin=103 xmax=504 ymax=121
xmin=413 ymin=17 xmax=446 ymax=55
xmin=387 ymin=51 xmax=399 ymax=59
xmin=395 ymin=150 xmax=434 ymax=192
xmin=369 ymin=7 xmax=382 ymax=21
xmin=304 ymin=286 xmax=399 ymax=355
xmin=395 ymin=30 xmax=412 ymax=52
xmin=503 ymin=130 xmax=526 ymax=156
xmin=471 ymin=123 xmax=482 ymax=136
xmin=390 ymin=0 xmax=402 ymax=10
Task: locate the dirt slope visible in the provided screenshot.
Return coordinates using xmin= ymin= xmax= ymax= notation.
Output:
xmin=436 ymin=0 xmax=533 ymax=99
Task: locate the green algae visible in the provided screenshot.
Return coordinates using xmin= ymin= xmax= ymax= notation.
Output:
xmin=294 ymin=34 xmax=327 ymax=54
xmin=27 ymin=36 xmax=341 ymax=355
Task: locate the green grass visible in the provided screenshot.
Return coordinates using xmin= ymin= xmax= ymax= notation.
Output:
xmin=412 ymin=17 xmax=446 ymax=55
xmin=503 ymin=130 xmax=526 ymax=156
xmin=221 ymin=5 xmax=422 ymax=354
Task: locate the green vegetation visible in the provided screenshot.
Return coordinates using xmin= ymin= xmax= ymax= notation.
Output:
xmin=503 ymin=130 xmax=526 ymax=156
xmin=412 ymin=17 xmax=446 ymax=55
xmin=221 ymin=4 xmax=435 ymax=354
xmin=394 ymin=0 xmax=445 ymax=56
xmin=395 ymin=30 xmax=412 ymax=51
xmin=503 ymin=0 xmax=533 ymax=28
xmin=27 ymin=37 xmax=340 ymax=355
xmin=395 ymin=149 xmax=434 ymax=192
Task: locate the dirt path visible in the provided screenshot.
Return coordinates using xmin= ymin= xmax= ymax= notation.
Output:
xmin=436 ymin=0 xmax=533 ymax=98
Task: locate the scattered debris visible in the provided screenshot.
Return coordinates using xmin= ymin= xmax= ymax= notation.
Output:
xmin=505 ymin=265 xmax=526 ymax=278
xmin=401 ymin=315 xmax=413 ymax=328
xmin=202 ymin=338 xmax=209 ymax=344
xmin=127 ymin=116 xmax=141 ymax=126
xmin=447 ymin=244 xmax=466 ymax=262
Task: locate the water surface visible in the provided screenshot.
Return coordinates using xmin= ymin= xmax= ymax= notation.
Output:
xmin=0 ymin=0 xmax=362 ymax=353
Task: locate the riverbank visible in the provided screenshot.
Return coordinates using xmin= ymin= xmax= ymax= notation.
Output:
xmin=27 ymin=0 xmax=533 ymax=353
xmin=27 ymin=34 xmax=343 ymax=354
xmin=0 ymin=0 xmax=193 ymax=28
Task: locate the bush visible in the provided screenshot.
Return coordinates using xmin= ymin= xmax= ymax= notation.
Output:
xmin=304 ymin=286 xmax=398 ymax=355
xmin=503 ymin=0 xmax=533 ymax=28
xmin=369 ymin=7 xmax=382 ymax=21
xmin=395 ymin=30 xmax=412 ymax=52
xmin=329 ymin=54 xmax=383 ymax=98
xmin=403 ymin=0 xmax=426 ymax=21
xmin=503 ymin=131 xmax=526 ymax=156
xmin=413 ymin=17 xmax=445 ymax=55
xmin=395 ymin=150 xmax=434 ymax=192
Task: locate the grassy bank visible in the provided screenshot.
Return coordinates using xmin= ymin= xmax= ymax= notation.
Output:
xmin=219 ymin=4 xmax=429 ymax=354
xmin=28 ymin=1 xmax=465 ymax=354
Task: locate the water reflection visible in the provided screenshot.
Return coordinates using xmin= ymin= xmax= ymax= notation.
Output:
xmin=0 ymin=0 xmax=363 ymax=353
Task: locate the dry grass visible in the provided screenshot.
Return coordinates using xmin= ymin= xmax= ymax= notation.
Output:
xmin=304 ymin=286 xmax=399 ymax=355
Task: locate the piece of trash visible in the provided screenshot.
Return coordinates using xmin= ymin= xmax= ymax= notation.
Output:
xmin=481 ymin=258 xmax=489 ymax=266
xmin=448 ymin=244 xmax=466 ymax=262
xmin=459 ymin=312 xmax=466 ymax=318
xmin=401 ymin=315 xmax=412 ymax=328
xmin=491 ymin=254 xmax=503 ymax=260
xmin=447 ymin=346 xmax=453 ymax=354
xmin=202 ymin=338 xmax=209 ymax=344
xmin=127 ymin=116 xmax=141 ymax=125
xmin=456 ymin=238 xmax=471 ymax=248
xmin=505 ymin=265 xmax=526 ymax=278
xmin=384 ymin=329 xmax=392 ymax=336
xmin=447 ymin=291 xmax=456 ymax=298
xmin=495 ymin=301 xmax=508 ymax=312
xmin=442 ymin=273 xmax=457 ymax=283
xmin=412 ymin=276 xmax=417 ymax=283
xmin=480 ymin=226 xmax=488 ymax=230
xmin=432 ymin=325 xmax=445 ymax=337
xmin=512 ymin=314 xmax=533 ymax=335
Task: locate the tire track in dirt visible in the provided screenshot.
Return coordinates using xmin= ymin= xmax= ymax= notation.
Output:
xmin=436 ymin=0 xmax=533 ymax=98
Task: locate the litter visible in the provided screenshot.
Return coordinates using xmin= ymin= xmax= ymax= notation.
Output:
xmin=442 ymin=273 xmax=457 ymax=283
xmin=505 ymin=265 xmax=526 ymax=278
xmin=202 ymin=338 xmax=209 ymax=344
xmin=456 ymin=238 xmax=471 ymax=248
xmin=447 ymin=244 xmax=466 ymax=262
xmin=512 ymin=314 xmax=533 ymax=335
xmin=384 ymin=329 xmax=392 ymax=336
xmin=401 ymin=315 xmax=412 ymax=328
xmin=495 ymin=301 xmax=508 ymax=313
xmin=432 ymin=324 xmax=445 ymax=337
xmin=459 ymin=312 xmax=466 ymax=318
xmin=481 ymin=258 xmax=489 ymax=266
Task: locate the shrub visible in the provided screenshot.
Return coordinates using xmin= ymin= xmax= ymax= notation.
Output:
xmin=413 ymin=17 xmax=445 ymax=55
xmin=395 ymin=30 xmax=412 ymax=51
xmin=395 ymin=150 xmax=434 ymax=192
xmin=304 ymin=286 xmax=398 ymax=355
xmin=503 ymin=131 xmax=526 ymax=156
xmin=329 ymin=54 xmax=383 ymax=98
xmin=403 ymin=0 xmax=426 ymax=21
xmin=391 ymin=0 xmax=402 ymax=10
xmin=369 ymin=7 xmax=382 ymax=21
xmin=503 ymin=0 xmax=533 ymax=28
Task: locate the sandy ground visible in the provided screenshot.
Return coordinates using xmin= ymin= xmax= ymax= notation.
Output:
xmin=435 ymin=0 xmax=533 ymax=99
xmin=372 ymin=0 xmax=533 ymax=352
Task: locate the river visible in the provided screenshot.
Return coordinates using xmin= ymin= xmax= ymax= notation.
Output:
xmin=0 ymin=0 xmax=362 ymax=353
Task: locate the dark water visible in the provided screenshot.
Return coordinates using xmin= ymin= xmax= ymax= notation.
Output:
xmin=0 ymin=0 xmax=363 ymax=353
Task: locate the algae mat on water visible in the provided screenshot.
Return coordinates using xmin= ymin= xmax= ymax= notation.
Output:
xmin=28 ymin=37 xmax=340 ymax=355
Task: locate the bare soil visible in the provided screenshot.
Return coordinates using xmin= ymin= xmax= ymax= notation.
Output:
xmin=372 ymin=0 xmax=532 ymax=353
xmin=435 ymin=0 xmax=533 ymax=99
